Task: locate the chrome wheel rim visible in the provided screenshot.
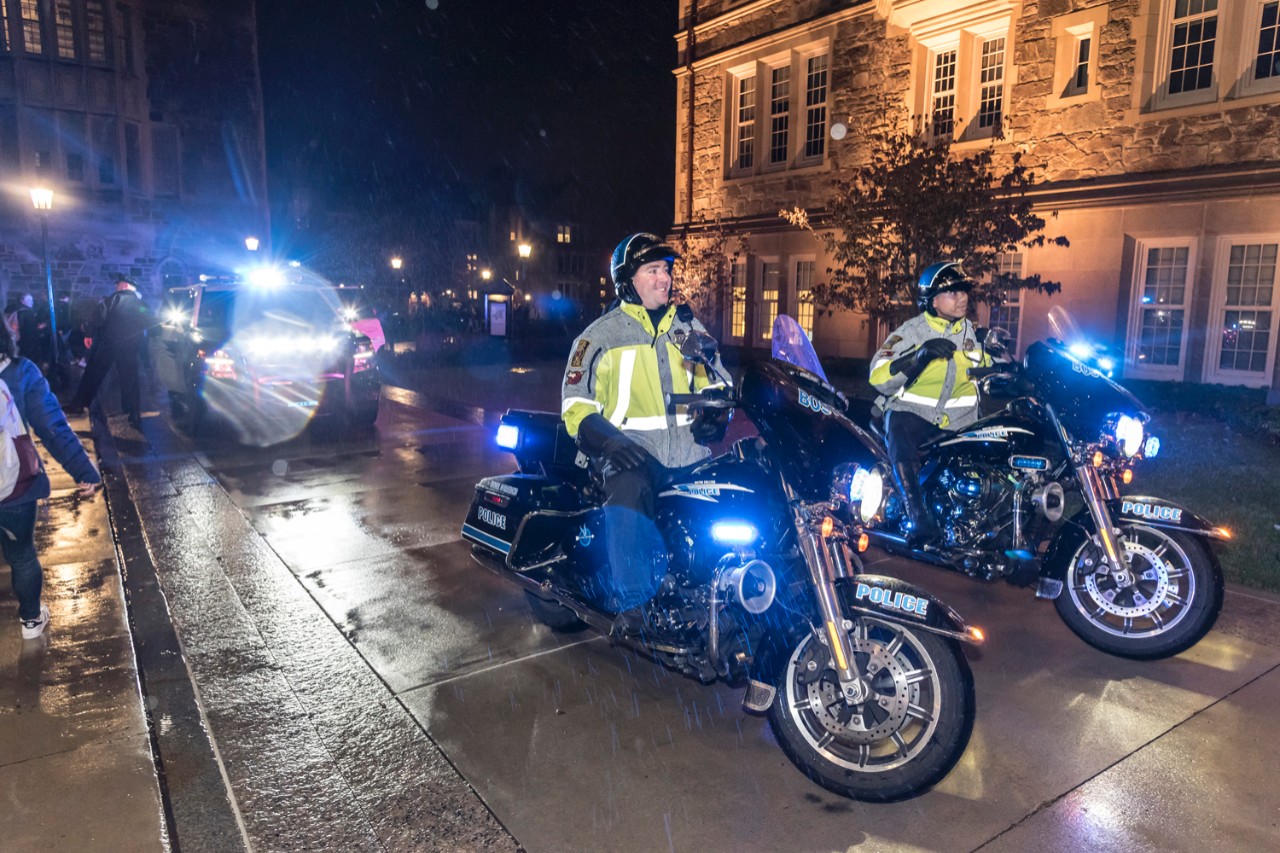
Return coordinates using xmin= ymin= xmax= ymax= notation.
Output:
xmin=1067 ymin=525 xmax=1195 ymax=639
xmin=783 ymin=617 xmax=942 ymax=773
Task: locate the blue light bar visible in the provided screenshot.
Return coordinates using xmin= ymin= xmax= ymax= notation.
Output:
xmin=1143 ymin=436 xmax=1161 ymax=458
xmin=711 ymin=520 xmax=758 ymax=546
xmin=496 ymin=423 xmax=520 ymax=451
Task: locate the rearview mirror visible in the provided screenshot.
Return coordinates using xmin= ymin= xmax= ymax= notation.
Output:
xmin=680 ymin=330 xmax=718 ymax=364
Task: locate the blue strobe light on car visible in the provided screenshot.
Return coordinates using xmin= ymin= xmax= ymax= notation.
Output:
xmin=495 ymin=424 xmax=520 ymax=451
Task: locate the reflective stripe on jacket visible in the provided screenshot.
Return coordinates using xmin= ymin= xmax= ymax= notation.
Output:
xmin=561 ymin=302 xmax=727 ymax=469
xmin=869 ymin=312 xmax=990 ymax=430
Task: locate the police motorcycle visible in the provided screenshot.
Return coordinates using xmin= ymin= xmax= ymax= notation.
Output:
xmin=462 ymin=315 xmax=983 ymax=802
xmin=851 ymin=307 xmax=1226 ymax=660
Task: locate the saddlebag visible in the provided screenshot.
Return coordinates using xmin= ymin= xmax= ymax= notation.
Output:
xmin=462 ymin=473 xmax=595 ymax=571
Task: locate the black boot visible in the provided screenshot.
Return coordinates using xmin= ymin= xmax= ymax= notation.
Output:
xmin=892 ymin=462 xmax=939 ymax=548
xmin=610 ymin=603 xmax=652 ymax=638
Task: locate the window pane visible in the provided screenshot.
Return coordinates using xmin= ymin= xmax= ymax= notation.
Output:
xmin=769 ymin=67 xmax=790 ymax=164
xmin=978 ymin=38 xmax=1005 ymax=130
xmin=86 ymin=1 xmax=107 ymax=63
xmin=735 ymin=75 xmax=755 ymax=170
xmin=804 ymin=55 xmax=827 ymax=159
xmin=730 ymin=262 xmax=746 ymax=339
xmin=55 ymin=0 xmax=75 ymax=59
xmin=1261 ymin=2 xmax=1280 ymax=81
xmin=1142 ymin=246 xmax=1190 ymax=306
xmin=21 ymin=0 xmax=42 ymax=55
xmin=932 ymin=49 xmax=957 ymax=138
xmin=760 ymin=263 xmax=780 ymax=340
xmin=1 ymin=1 xmax=10 ymax=52
xmin=1169 ymin=5 xmax=1218 ymax=95
xmin=1219 ymin=310 xmax=1272 ymax=372
xmin=796 ymin=260 xmax=815 ymax=339
xmin=1137 ymin=308 xmax=1185 ymax=366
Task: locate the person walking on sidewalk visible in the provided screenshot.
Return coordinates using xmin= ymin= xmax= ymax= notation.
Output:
xmin=66 ymin=277 xmax=151 ymax=428
xmin=0 ymin=321 xmax=101 ymax=640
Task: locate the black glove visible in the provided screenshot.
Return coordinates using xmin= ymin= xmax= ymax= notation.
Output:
xmin=690 ymin=408 xmax=730 ymax=445
xmin=577 ymin=413 xmax=646 ymax=471
xmin=889 ymin=337 xmax=956 ymax=383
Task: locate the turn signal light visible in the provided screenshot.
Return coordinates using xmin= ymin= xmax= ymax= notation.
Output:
xmin=821 ymin=516 xmax=835 ymax=538
xmin=1091 ymin=450 xmax=1104 ymax=468
xmin=968 ymin=626 xmax=986 ymax=644
xmin=1215 ymin=527 xmax=1232 ymax=539
xmin=1122 ymin=469 xmax=1134 ymax=485
xmin=856 ymin=533 xmax=869 ymax=552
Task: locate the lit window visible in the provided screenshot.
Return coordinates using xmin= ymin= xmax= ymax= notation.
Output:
xmin=1 ymin=2 xmax=10 ymax=52
xmin=931 ymin=49 xmax=957 ymax=138
xmin=55 ymin=0 xmax=75 ymax=59
xmin=977 ymin=37 xmax=1006 ymax=131
xmin=988 ymin=253 xmax=1023 ymax=354
xmin=1168 ymin=0 xmax=1218 ymax=95
xmin=557 ymin=225 xmax=571 ymax=244
xmin=20 ymin=0 xmax=42 ymax=56
xmin=86 ymin=1 xmax=107 ymax=63
xmin=729 ymin=261 xmax=746 ymax=339
xmin=760 ymin=262 xmax=780 ymax=341
xmin=803 ymin=55 xmax=827 ymax=159
xmin=795 ymin=260 xmax=815 ymax=339
xmin=1258 ymin=2 xmax=1280 ymax=81
xmin=734 ymin=74 xmax=755 ymax=171
xmin=769 ymin=66 xmax=790 ymax=165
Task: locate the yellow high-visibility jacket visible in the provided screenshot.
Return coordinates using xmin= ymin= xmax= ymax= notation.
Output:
xmin=561 ymin=302 xmax=728 ymax=469
xmin=869 ymin=312 xmax=990 ymax=430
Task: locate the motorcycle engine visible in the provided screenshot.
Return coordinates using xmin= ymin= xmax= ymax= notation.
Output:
xmin=928 ymin=462 xmax=1011 ymax=549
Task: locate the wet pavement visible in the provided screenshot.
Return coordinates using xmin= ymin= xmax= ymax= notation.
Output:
xmin=0 ymin=420 xmax=166 ymax=852
xmin=46 ymin=353 xmax=1280 ymax=851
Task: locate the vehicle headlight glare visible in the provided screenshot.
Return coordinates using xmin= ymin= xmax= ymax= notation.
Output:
xmin=858 ymin=468 xmax=885 ymax=523
xmin=1114 ymin=415 xmax=1144 ymax=457
xmin=846 ymin=467 xmax=869 ymax=505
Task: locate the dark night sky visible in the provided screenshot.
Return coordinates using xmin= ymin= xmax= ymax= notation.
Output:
xmin=256 ymin=0 xmax=680 ymax=239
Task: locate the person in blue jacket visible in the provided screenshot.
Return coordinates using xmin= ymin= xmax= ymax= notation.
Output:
xmin=0 ymin=319 xmax=101 ymax=640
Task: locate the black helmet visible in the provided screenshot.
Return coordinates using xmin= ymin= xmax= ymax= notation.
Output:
xmin=610 ymin=233 xmax=679 ymax=304
xmin=917 ymin=261 xmax=973 ymax=313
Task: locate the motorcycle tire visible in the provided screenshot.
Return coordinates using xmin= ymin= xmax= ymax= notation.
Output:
xmin=768 ymin=616 xmax=974 ymax=802
xmin=1052 ymin=523 xmax=1222 ymax=660
xmin=524 ymin=591 xmax=587 ymax=632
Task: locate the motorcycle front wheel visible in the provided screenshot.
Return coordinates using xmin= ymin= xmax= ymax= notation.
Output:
xmin=768 ymin=616 xmax=974 ymax=802
xmin=1052 ymin=523 xmax=1222 ymax=659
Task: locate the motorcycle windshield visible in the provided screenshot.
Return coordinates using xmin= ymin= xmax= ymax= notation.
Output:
xmin=771 ymin=314 xmax=829 ymax=383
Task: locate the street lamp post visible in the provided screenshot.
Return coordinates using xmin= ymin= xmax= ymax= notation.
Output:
xmin=29 ymin=188 xmax=59 ymax=365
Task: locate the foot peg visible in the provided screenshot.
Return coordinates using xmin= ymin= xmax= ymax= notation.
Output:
xmin=1035 ymin=577 xmax=1063 ymax=600
xmin=742 ymin=679 xmax=776 ymax=714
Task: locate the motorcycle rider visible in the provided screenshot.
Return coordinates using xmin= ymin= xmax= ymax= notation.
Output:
xmin=561 ymin=233 xmax=729 ymax=634
xmin=870 ymin=261 xmax=992 ymax=546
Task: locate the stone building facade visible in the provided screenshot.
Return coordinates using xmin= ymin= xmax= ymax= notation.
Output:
xmin=674 ymin=0 xmax=1280 ymax=399
xmin=0 ymin=0 xmax=267 ymax=310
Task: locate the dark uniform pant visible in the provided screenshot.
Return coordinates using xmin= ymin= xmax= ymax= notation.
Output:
xmin=884 ymin=409 xmax=944 ymax=469
xmin=73 ymin=344 xmax=140 ymax=421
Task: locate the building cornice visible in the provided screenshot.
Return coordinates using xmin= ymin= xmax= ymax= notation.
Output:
xmin=674 ymin=2 xmax=876 ymax=77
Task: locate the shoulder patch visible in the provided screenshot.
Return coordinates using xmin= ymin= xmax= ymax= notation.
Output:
xmin=565 ymin=371 xmax=584 ymax=385
xmin=569 ymin=339 xmax=590 ymax=368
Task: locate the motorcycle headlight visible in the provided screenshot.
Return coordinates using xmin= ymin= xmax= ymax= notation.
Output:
xmin=856 ymin=468 xmax=885 ymax=523
xmin=1113 ymin=414 xmax=1144 ymax=458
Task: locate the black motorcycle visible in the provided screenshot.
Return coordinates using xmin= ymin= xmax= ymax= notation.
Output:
xmin=462 ymin=318 xmax=983 ymax=801
xmin=850 ymin=307 xmax=1226 ymax=660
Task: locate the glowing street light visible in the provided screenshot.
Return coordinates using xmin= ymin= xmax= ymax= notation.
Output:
xmin=245 ymin=236 xmax=260 ymax=251
xmin=480 ymin=269 xmax=492 ymax=281
xmin=517 ymin=243 xmax=532 ymax=260
xmin=390 ymin=256 xmax=403 ymax=270
xmin=29 ymin=187 xmax=60 ymax=365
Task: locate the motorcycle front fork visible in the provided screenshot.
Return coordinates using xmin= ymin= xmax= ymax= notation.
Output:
xmin=1076 ymin=464 xmax=1132 ymax=582
xmin=791 ymin=502 xmax=869 ymax=705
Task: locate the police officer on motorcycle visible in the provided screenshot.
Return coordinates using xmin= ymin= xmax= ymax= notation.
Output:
xmin=561 ymin=233 xmax=729 ymax=634
xmin=870 ymin=262 xmax=993 ymax=546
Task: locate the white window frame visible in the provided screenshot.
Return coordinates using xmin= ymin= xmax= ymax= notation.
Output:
xmin=985 ymin=252 xmax=1025 ymax=356
xmin=800 ymin=51 xmax=828 ymax=164
xmin=724 ymin=40 xmax=830 ymax=179
xmin=973 ymin=34 xmax=1007 ymax=136
xmin=727 ymin=259 xmax=747 ymax=343
xmin=1204 ymin=235 xmax=1280 ymax=387
xmin=793 ymin=256 xmax=817 ymax=340
xmin=913 ymin=17 xmax=1012 ymax=144
xmin=757 ymin=257 xmax=781 ymax=342
xmin=1153 ymin=0 xmax=1222 ymax=109
xmin=929 ymin=45 xmax=959 ymax=139
xmin=765 ymin=61 xmax=792 ymax=170
xmin=727 ymin=66 xmax=756 ymax=176
xmin=1125 ymin=239 xmax=1198 ymax=381
xmin=1049 ymin=7 xmax=1108 ymax=108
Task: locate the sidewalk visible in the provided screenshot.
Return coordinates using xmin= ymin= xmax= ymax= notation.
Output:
xmin=0 ymin=416 xmax=167 ymax=852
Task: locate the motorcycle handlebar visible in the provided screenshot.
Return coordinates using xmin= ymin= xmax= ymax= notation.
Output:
xmin=665 ymin=391 xmax=735 ymax=413
xmin=968 ymin=365 xmax=1012 ymax=379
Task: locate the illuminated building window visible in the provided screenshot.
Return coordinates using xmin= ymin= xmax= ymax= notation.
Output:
xmin=729 ymin=261 xmax=746 ymax=340
xmin=86 ymin=1 xmax=107 ymax=63
xmin=557 ymin=224 xmax=571 ymax=244
xmin=976 ymin=37 xmax=1005 ymax=131
xmin=803 ymin=54 xmax=827 ymax=160
xmin=733 ymin=74 xmax=755 ymax=171
xmin=55 ymin=0 xmax=75 ymax=59
xmin=759 ymin=261 xmax=780 ymax=341
xmin=931 ymin=49 xmax=957 ymax=138
xmin=988 ymin=252 xmax=1023 ymax=354
xmin=795 ymin=260 xmax=815 ymax=340
xmin=1 ymin=2 xmax=9 ymax=52
xmin=768 ymin=65 xmax=790 ymax=165
xmin=1128 ymin=241 xmax=1195 ymax=379
xmin=20 ymin=0 xmax=42 ymax=56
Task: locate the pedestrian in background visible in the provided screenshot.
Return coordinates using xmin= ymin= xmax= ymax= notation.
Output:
xmin=65 ymin=277 xmax=152 ymax=429
xmin=0 ymin=319 xmax=101 ymax=640
xmin=4 ymin=292 xmax=46 ymax=368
